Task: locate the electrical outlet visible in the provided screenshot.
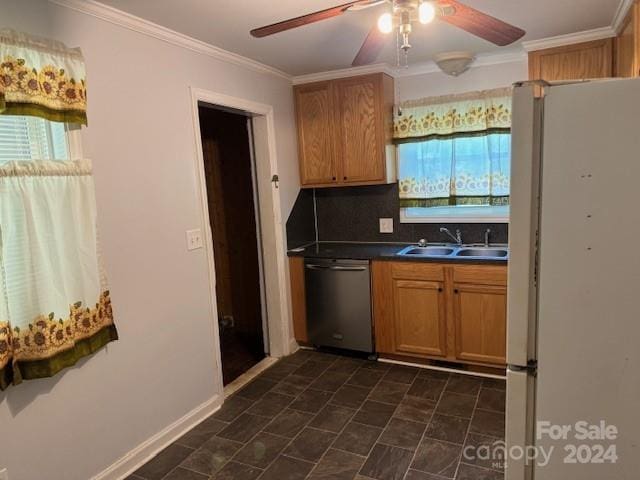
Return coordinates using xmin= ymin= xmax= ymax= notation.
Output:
xmin=186 ymin=229 xmax=203 ymax=251
xmin=0 ymin=468 xmax=9 ymax=480
xmin=379 ymin=218 xmax=394 ymax=234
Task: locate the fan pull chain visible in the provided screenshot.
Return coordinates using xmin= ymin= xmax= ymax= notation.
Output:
xmin=394 ymin=30 xmax=403 ymax=117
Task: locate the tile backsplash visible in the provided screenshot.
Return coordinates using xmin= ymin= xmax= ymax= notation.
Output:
xmin=286 ymin=183 xmax=508 ymax=248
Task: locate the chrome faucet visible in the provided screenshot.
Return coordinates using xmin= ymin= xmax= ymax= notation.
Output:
xmin=484 ymin=229 xmax=491 ymax=247
xmin=440 ymin=227 xmax=462 ymax=245
xmin=418 ymin=238 xmax=428 ymax=247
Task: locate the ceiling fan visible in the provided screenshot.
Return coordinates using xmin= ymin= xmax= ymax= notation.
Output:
xmin=250 ymin=0 xmax=525 ymax=67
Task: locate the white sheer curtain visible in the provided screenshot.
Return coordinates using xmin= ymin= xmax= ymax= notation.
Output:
xmin=0 ymin=160 xmax=116 ymax=389
xmin=398 ymin=133 xmax=511 ymax=208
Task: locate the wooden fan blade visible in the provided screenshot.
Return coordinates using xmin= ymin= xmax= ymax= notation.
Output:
xmin=251 ymin=1 xmax=372 ymax=38
xmin=352 ymin=26 xmax=387 ymax=66
xmin=437 ymin=0 xmax=525 ymax=46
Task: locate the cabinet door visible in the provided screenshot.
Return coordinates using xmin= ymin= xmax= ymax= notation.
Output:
xmin=334 ymin=76 xmax=384 ymax=184
xmin=393 ymin=279 xmax=447 ymax=357
xmin=289 ymin=257 xmax=308 ymax=343
xmin=453 ymin=284 xmax=507 ymax=365
xmin=294 ymin=82 xmax=337 ymax=185
xmin=529 ymin=39 xmax=613 ymax=97
xmin=615 ymin=2 xmax=639 ymax=77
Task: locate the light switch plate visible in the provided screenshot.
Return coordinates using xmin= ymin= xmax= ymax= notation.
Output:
xmin=186 ymin=229 xmax=203 ymax=251
xmin=0 ymin=468 xmax=9 ymax=480
xmin=379 ymin=218 xmax=394 ymax=234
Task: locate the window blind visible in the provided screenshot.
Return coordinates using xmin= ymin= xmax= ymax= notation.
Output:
xmin=0 ymin=115 xmax=69 ymax=162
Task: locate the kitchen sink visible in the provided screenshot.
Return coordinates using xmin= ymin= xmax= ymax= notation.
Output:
xmin=399 ymin=246 xmax=455 ymax=256
xmin=397 ymin=244 xmax=508 ymax=260
xmin=455 ymin=247 xmax=508 ymax=258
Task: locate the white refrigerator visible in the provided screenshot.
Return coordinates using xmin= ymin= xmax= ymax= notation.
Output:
xmin=506 ymin=79 xmax=640 ymax=480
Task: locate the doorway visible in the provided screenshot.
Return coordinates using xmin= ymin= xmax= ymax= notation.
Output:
xmin=198 ymin=104 xmax=267 ymax=386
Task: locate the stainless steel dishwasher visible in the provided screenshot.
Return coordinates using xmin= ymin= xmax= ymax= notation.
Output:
xmin=304 ymin=258 xmax=373 ymax=353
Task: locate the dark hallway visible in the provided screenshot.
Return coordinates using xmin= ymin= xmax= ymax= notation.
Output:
xmin=199 ymin=104 xmax=266 ymax=385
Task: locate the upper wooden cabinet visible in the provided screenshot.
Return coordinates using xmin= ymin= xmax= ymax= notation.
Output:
xmin=528 ymin=39 xmax=614 ymax=84
xmin=294 ymin=73 xmax=395 ymax=188
xmin=294 ymin=82 xmax=338 ymax=185
xmin=615 ymin=0 xmax=640 ymax=77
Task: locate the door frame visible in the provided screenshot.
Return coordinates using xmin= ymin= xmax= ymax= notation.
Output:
xmin=189 ymin=87 xmax=292 ymax=393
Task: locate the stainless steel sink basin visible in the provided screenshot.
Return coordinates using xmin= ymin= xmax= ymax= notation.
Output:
xmin=455 ymin=248 xmax=508 ymax=258
xmin=397 ymin=244 xmax=508 ymax=260
xmin=398 ymin=246 xmax=455 ymax=257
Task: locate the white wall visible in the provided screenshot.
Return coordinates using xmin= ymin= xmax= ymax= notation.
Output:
xmin=0 ymin=1 xmax=299 ymax=479
xmin=396 ymin=59 xmax=529 ymax=101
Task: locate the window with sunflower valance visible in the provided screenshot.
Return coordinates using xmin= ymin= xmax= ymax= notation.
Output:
xmin=0 ymin=30 xmax=117 ymax=390
xmin=1 ymin=29 xmax=87 ymax=125
xmin=393 ymin=88 xmax=512 ymax=220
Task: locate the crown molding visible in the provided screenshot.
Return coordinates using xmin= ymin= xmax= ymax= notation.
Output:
xmin=292 ymin=63 xmax=395 ymax=85
xmin=48 ymin=0 xmax=292 ymax=81
xmin=49 ymin=0 xmax=630 ymax=83
xmin=612 ymin=0 xmax=636 ymax=33
xmin=292 ymin=51 xmax=527 ymax=84
xmin=521 ymin=26 xmax=616 ymax=52
xmin=393 ymin=51 xmax=527 ymax=78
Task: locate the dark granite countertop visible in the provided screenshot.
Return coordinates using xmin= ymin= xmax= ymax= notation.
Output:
xmin=287 ymin=242 xmax=508 ymax=265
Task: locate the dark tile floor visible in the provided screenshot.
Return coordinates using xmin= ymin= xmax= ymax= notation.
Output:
xmin=129 ymin=350 xmax=506 ymax=480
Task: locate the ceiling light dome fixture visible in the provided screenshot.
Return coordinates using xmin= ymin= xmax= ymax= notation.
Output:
xmin=434 ymin=51 xmax=476 ymax=76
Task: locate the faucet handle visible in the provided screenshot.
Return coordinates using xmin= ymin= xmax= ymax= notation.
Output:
xmin=418 ymin=238 xmax=427 ymax=247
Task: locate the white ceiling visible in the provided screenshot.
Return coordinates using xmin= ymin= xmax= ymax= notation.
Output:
xmin=98 ymin=0 xmax=623 ymax=76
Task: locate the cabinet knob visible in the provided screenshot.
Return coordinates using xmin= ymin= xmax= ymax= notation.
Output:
xmin=438 ymin=287 xmax=443 ymax=292
xmin=332 ymin=176 xmax=336 ymax=181
xmin=343 ymin=176 xmax=347 ymax=180
xmin=454 ymin=289 xmax=459 ymax=294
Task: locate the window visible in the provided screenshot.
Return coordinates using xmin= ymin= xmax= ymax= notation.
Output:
xmin=398 ymin=132 xmax=511 ymax=223
xmin=0 ymin=115 xmax=73 ymax=162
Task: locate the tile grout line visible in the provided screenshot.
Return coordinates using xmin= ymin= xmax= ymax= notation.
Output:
xmin=149 ymin=353 xmax=505 ymax=480
xmin=252 ymin=355 xmax=341 ymax=480
xmin=452 ymin=384 xmax=482 ymax=480
xmin=302 ymin=360 xmax=390 ymax=479
xmin=400 ymin=374 xmax=452 ymax=480
xmin=352 ymin=367 xmax=424 ymax=479
xmin=158 ymin=354 xmax=317 ymax=479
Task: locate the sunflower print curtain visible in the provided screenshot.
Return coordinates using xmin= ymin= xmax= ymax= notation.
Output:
xmin=0 ymin=160 xmax=117 ymax=390
xmin=0 ymin=29 xmax=87 ymax=126
xmin=393 ymin=87 xmax=512 ymax=141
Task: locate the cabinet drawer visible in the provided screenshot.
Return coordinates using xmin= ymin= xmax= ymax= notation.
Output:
xmin=453 ymin=265 xmax=507 ymax=286
xmin=391 ymin=262 xmax=445 ymax=282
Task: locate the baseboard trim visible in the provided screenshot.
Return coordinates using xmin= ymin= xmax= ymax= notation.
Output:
xmin=223 ymin=357 xmax=279 ymax=398
xmin=378 ymin=357 xmax=506 ymax=380
xmin=91 ymin=394 xmax=223 ymax=480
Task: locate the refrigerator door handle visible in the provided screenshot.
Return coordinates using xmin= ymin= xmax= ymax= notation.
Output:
xmin=507 ymin=361 xmax=538 ymax=375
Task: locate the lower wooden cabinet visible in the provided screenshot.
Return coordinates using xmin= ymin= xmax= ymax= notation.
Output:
xmin=289 ymin=257 xmax=308 ymax=343
xmin=453 ymin=283 xmax=507 ymax=365
xmin=393 ymin=279 xmax=447 ymax=357
xmin=373 ymin=260 xmax=507 ymax=366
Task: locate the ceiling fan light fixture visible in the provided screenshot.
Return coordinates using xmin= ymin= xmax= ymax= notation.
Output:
xmin=377 ymin=12 xmax=393 ymax=34
xmin=434 ymin=51 xmax=476 ymax=76
xmin=418 ymin=1 xmax=436 ymax=24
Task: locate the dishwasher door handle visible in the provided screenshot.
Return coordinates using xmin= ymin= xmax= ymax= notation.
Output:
xmin=306 ymin=264 xmax=368 ymax=272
